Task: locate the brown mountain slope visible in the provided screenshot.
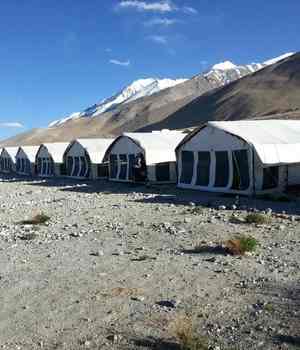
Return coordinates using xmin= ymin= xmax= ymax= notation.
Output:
xmin=140 ymin=52 xmax=300 ymax=131
xmin=0 ymin=74 xmax=222 ymax=146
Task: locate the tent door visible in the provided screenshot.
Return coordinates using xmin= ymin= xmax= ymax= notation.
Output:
xmin=155 ymin=162 xmax=170 ymax=182
xmin=180 ymin=151 xmax=194 ymax=184
xmin=231 ymin=150 xmax=250 ymax=190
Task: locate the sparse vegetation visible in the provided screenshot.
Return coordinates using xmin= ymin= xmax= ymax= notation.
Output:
xmin=245 ymin=212 xmax=269 ymax=224
xmin=170 ymin=314 xmax=209 ymax=350
xmin=18 ymin=213 xmax=51 ymax=225
xmin=225 ymin=235 xmax=258 ymax=255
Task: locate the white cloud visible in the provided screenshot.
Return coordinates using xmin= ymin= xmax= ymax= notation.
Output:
xmin=148 ymin=35 xmax=168 ymax=44
xmin=0 ymin=122 xmax=24 ymax=128
xmin=109 ymin=59 xmax=131 ymax=66
xmin=116 ymin=1 xmax=198 ymax=15
xmin=144 ymin=17 xmax=180 ymax=26
xmin=182 ymin=6 xmax=198 ymax=15
xmin=117 ymin=1 xmax=174 ymax=12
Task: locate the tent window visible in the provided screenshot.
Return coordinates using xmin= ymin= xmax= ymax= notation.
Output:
xmin=26 ymin=159 xmax=31 ymax=174
xmin=67 ymin=156 xmax=73 ymax=176
xmin=128 ymin=154 xmax=135 ymax=181
xmin=215 ymin=151 xmax=229 ymax=187
xmin=42 ymin=158 xmax=47 ymax=175
xmin=109 ymin=154 xmax=118 ymax=179
xmin=73 ymin=157 xmax=80 ymax=176
xmin=49 ymin=159 xmax=54 ymax=175
xmin=156 ymin=162 xmax=170 ymax=182
xmin=16 ymin=158 xmax=21 ymax=172
xmin=180 ymin=151 xmax=194 ymax=184
xmin=98 ymin=163 xmax=109 ymax=178
xmin=119 ymin=154 xmax=128 ymax=180
xmin=263 ymin=166 xmax=279 ymax=189
xmin=79 ymin=156 xmax=87 ymax=177
xmin=231 ymin=150 xmax=250 ymax=190
xmin=60 ymin=163 xmax=67 ymax=176
xmin=37 ymin=158 xmax=42 ymax=175
xmin=196 ymin=152 xmax=210 ymax=186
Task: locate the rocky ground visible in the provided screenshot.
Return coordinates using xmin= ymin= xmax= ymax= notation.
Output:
xmin=0 ymin=175 xmax=299 ymax=350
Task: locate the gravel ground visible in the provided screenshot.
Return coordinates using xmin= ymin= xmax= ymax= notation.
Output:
xmin=0 ymin=175 xmax=299 ymax=350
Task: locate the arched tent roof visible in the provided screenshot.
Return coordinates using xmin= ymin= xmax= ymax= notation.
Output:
xmin=177 ymin=120 xmax=300 ymax=166
xmin=1 ymin=147 xmax=19 ymax=162
xmin=17 ymin=146 xmax=40 ymax=163
xmin=37 ymin=142 xmax=70 ymax=163
xmin=106 ymin=131 xmax=186 ymax=164
xmin=65 ymin=138 xmax=114 ymax=164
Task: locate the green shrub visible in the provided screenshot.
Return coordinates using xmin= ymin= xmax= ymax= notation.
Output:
xmin=225 ymin=235 xmax=258 ymax=255
xmin=245 ymin=213 xmax=269 ymax=224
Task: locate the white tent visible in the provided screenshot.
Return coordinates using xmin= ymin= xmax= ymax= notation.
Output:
xmin=16 ymin=146 xmax=40 ymax=175
xmin=105 ymin=130 xmax=186 ymax=183
xmin=176 ymin=120 xmax=300 ymax=195
xmin=0 ymin=147 xmax=19 ymax=173
xmin=36 ymin=142 xmax=70 ymax=177
xmin=63 ymin=138 xmax=114 ymax=179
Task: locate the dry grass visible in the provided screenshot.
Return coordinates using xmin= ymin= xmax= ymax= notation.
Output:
xmin=225 ymin=236 xmax=258 ymax=256
xmin=18 ymin=213 xmax=51 ymax=225
xmin=169 ymin=315 xmax=209 ymax=350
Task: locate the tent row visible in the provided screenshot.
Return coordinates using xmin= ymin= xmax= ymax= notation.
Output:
xmin=1 ymin=120 xmax=300 ymax=195
xmin=0 ymin=130 xmax=185 ymax=184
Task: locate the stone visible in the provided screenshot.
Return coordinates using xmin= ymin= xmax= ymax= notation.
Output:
xmin=156 ymin=299 xmax=178 ymax=308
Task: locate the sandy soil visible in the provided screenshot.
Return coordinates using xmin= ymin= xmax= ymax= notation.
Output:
xmin=0 ymin=175 xmax=299 ymax=350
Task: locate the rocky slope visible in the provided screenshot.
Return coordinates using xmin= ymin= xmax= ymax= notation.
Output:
xmin=141 ymin=52 xmax=300 ymax=131
xmin=0 ymin=53 xmax=295 ymax=146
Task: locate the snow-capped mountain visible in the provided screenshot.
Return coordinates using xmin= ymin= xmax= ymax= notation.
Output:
xmin=49 ymin=53 xmax=294 ymax=128
xmin=204 ymin=52 xmax=294 ymax=86
xmin=49 ymin=78 xmax=187 ymax=127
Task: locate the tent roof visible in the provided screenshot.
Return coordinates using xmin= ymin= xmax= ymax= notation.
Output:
xmin=184 ymin=120 xmax=300 ymax=166
xmin=39 ymin=142 xmax=70 ymax=163
xmin=18 ymin=146 xmax=40 ymax=162
xmin=1 ymin=146 xmax=19 ymax=161
xmin=121 ymin=131 xmax=186 ymax=164
xmin=72 ymin=138 xmax=114 ymax=163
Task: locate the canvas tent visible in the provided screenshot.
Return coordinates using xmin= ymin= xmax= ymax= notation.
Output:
xmin=105 ymin=130 xmax=186 ymax=183
xmin=63 ymin=138 xmax=114 ymax=179
xmin=176 ymin=120 xmax=300 ymax=195
xmin=36 ymin=142 xmax=70 ymax=177
xmin=16 ymin=146 xmax=40 ymax=176
xmin=0 ymin=147 xmax=19 ymax=173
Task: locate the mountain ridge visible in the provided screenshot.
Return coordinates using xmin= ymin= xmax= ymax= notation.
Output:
xmin=0 ymin=52 xmax=297 ymax=147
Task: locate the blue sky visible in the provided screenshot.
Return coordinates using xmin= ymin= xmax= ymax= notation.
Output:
xmin=0 ymin=0 xmax=299 ymax=140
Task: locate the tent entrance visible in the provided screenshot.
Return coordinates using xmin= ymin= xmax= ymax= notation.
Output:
xmin=155 ymin=162 xmax=170 ymax=182
xmin=195 ymin=152 xmax=210 ymax=186
xmin=180 ymin=151 xmax=194 ymax=184
xmin=231 ymin=150 xmax=250 ymax=191
xmin=262 ymin=166 xmax=279 ymax=190
xmin=17 ymin=158 xmax=31 ymax=175
xmin=214 ymin=151 xmax=229 ymax=187
xmin=66 ymin=155 xmax=90 ymax=177
xmin=37 ymin=157 xmax=55 ymax=176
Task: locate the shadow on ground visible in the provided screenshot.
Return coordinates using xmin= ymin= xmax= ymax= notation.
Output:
xmin=1 ymin=174 xmax=300 ymax=215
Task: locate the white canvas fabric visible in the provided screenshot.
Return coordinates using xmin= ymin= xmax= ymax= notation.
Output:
xmin=2 ymin=147 xmax=19 ymax=162
xmin=18 ymin=146 xmax=40 ymax=162
xmin=123 ymin=131 xmax=186 ymax=164
xmin=39 ymin=142 xmax=70 ymax=163
xmin=209 ymin=120 xmax=300 ymax=165
xmin=74 ymin=138 xmax=114 ymax=163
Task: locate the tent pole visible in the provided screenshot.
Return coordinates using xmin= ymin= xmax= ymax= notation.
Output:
xmin=252 ymin=145 xmax=256 ymax=203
